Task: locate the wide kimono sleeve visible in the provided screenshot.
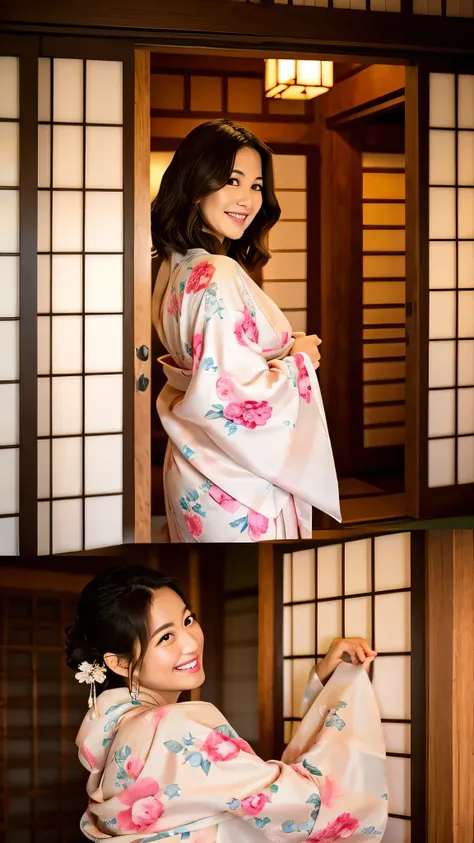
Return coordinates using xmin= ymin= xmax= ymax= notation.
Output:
xmin=79 ymin=664 xmax=387 ymax=843
xmin=172 ymin=255 xmax=341 ymax=522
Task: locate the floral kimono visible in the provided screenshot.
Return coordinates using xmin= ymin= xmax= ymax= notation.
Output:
xmin=76 ymin=663 xmax=387 ymax=843
xmin=152 ymin=249 xmax=341 ymax=542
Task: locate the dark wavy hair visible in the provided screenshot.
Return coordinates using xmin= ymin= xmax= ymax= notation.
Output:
xmin=65 ymin=566 xmax=189 ymax=694
xmin=151 ymin=119 xmax=281 ymax=273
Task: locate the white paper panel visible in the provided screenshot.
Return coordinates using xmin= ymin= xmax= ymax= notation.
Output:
xmin=37 ymin=190 xmax=51 ymax=252
xmin=52 ymin=498 xmax=82 ymax=554
xmin=458 ymin=241 xmax=474 ymax=288
xmin=38 ymin=377 xmax=50 ymax=438
xmin=263 ymin=251 xmax=307 ymax=281
xmin=52 ymin=376 xmax=83 ymax=436
xmin=0 ymin=448 xmax=19 ymax=514
xmin=283 ymin=659 xmax=291 ymax=717
xmin=459 ymin=340 xmax=474 ymax=386
xmin=84 ymin=374 xmax=122 ymax=433
xmin=291 ymin=603 xmax=315 ymax=656
xmin=37 ymin=438 xmax=50 ymax=499
xmin=53 ymin=59 xmax=83 ymax=123
xmin=363 ymin=281 xmax=405 ymax=306
xmin=317 ymin=600 xmax=342 ymax=653
xmin=458 ymin=131 xmax=474 ymax=185
xmin=0 ymin=256 xmax=19 ymax=318
xmin=37 ymin=317 xmax=50 ymax=376
xmin=374 ymin=533 xmax=410 ymax=590
xmin=283 ymin=310 xmax=306 ymax=333
xmin=458 ymin=436 xmax=474 ymax=484
xmin=375 ymin=592 xmax=411 ymax=652
xmin=382 ymin=722 xmax=411 ymax=754
xmin=268 ymin=221 xmax=307 ymax=252
xmin=363 ymin=229 xmax=406 ymax=252
xmin=0 ymin=383 xmax=19 ymax=446
xmin=37 ymin=501 xmax=50 ymax=555
xmin=429 ymin=187 xmax=456 ymax=239
xmin=344 ymin=596 xmax=372 ymax=642
xmin=363 ymin=203 xmax=405 ymax=226
xmin=0 ymin=57 xmax=19 ymax=119
xmin=52 ymin=191 xmax=83 ymax=253
xmin=291 ymin=658 xmax=314 ymax=718
xmin=363 ymin=255 xmax=405 ymax=279
xmin=86 ymin=127 xmax=123 ymax=189
xmin=344 ymin=538 xmax=371 ymax=594
xmin=273 ymin=155 xmax=306 ymax=190
xmin=284 ymin=720 xmax=292 ymax=745
xmin=372 ymin=655 xmax=410 ymax=719
xmin=85 ymin=315 xmax=122 ymax=373
xmin=458 ymin=75 xmax=474 ymax=128
xmin=150 ymin=151 xmax=175 ymax=202
xmin=429 ymin=241 xmax=456 ymax=289
xmin=85 ymin=254 xmax=123 ymax=312
xmin=429 ymin=340 xmax=456 ymax=388
xmin=363 ymin=173 xmax=405 ymax=200
xmin=0 ymin=517 xmax=19 ymax=556
xmin=458 ymin=291 xmax=474 ymax=337
xmin=0 ymin=190 xmax=19 ymax=252
xmin=85 ymin=192 xmax=123 ymax=252
xmin=291 ymin=548 xmax=315 ymax=601
xmin=428 ymin=437 xmax=455 ymax=487
xmin=38 ymin=58 xmax=51 ymax=123
xmin=458 ymin=388 xmax=474 ymax=434
xmin=37 ymin=254 xmax=50 ymax=314
xmin=0 ymin=321 xmax=19 ymax=381
xmin=84 ymin=494 xmax=123 ymax=550
xmin=53 ymin=125 xmax=83 ymax=189
xmin=429 ymin=291 xmax=456 ymax=339
xmin=283 ymin=605 xmax=291 ymax=657
xmin=86 ymin=61 xmax=123 ymax=125
xmin=263 ymin=281 xmax=306 ymax=311
xmin=429 ymin=129 xmax=455 ymax=185
xmin=387 ymin=755 xmax=411 ymax=817
xmin=52 ymin=316 xmax=82 ymax=374
xmin=52 ymin=437 xmax=82 ymax=498
xmin=276 ymin=191 xmax=307 ymax=220
xmin=317 ymin=544 xmax=342 ymax=598
xmin=52 ymin=254 xmax=83 ymax=313
xmin=0 ymin=122 xmax=19 ymax=186
xmin=430 ymin=73 xmax=455 ymax=128
xmin=384 ymin=817 xmax=410 ymax=843
xmin=429 ymin=388 xmax=456 ymax=437
xmin=283 ymin=553 xmax=292 ymax=603
xmin=458 ymin=188 xmax=474 ymax=239
xmin=84 ymin=434 xmax=122 ymax=495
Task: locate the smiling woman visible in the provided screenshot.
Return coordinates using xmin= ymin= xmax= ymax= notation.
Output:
xmin=66 ymin=564 xmax=387 ymax=843
xmin=151 ymin=120 xmax=340 ymax=543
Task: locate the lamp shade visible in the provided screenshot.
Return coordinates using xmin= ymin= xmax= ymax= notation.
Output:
xmin=265 ymin=59 xmax=333 ymax=100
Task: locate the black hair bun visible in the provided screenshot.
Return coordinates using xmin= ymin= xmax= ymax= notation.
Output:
xmin=65 ymin=621 xmax=95 ymax=671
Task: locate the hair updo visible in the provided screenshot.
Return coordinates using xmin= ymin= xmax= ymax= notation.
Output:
xmin=65 ymin=565 xmax=189 ymax=693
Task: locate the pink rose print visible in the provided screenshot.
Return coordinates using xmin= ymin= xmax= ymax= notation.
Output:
xmin=308 ymin=812 xmax=359 ymax=842
xmin=117 ymin=778 xmax=164 ymax=832
xmin=186 ymin=261 xmax=216 ymax=294
xmin=241 ymin=793 xmax=271 ymax=817
xmin=184 ymin=513 xmax=203 ymax=539
xmin=248 ymin=509 xmax=269 ymax=542
xmin=223 ymin=400 xmax=272 ymax=430
xmin=192 ymin=332 xmax=204 ymax=374
xmin=148 ymin=707 xmax=167 ymax=727
xmin=234 ymin=307 xmax=259 ymax=347
xmin=209 ymin=484 xmax=240 ymax=514
xmin=216 ymin=376 xmax=236 ymax=402
xmin=167 ymin=293 xmax=181 ymax=318
xmin=294 ymin=352 xmax=312 ymax=404
xmin=125 ymin=756 xmax=145 ymax=780
xmin=282 ymin=331 xmax=290 ymax=345
xmin=291 ymin=763 xmax=314 ymax=782
xmin=201 ymin=729 xmax=254 ymax=763
xmin=319 ymin=776 xmax=344 ymax=809
xmin=80 ymin=746 xmax=96 ymax=769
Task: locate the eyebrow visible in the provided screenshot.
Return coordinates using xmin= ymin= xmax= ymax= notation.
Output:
xmin=151 ymin=606 xmax=188 ymax=639
xmin=232 ymin=169 xmax=263 ymax=181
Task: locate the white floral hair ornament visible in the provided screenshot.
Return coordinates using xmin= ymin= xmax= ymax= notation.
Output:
xmin=75 ymin=661 xmax=106 ymax=717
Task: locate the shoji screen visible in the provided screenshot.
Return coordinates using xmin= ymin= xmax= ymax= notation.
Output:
xmin=0 ymin=57 xmax=20 ymax=555
xmin=362 ymin=153 xmax=407 ymax=449
xmin=428 ymin=73 xmax=474 ymax=489
xmin=283 ymin=534 xmax=424 ymax=843
xmin=37 ymin=57 xmax=126 ymax=554
xmin=264 ymin=153 xmax=308 ymax=333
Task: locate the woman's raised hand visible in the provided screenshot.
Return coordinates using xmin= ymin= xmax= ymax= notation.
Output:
xmin=291 ymin=334 xmax=322 ymax=368
xmin=315 ymin=638 xmax=377 ymax=685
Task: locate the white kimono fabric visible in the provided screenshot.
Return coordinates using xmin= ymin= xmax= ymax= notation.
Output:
xmin=153 ymin=249 xmax=341 ymax=542
xmin=76 ymin=663 xmax=388 ymax=842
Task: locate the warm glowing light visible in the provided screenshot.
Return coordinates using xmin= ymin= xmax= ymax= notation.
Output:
xmin=265 ymin=59 xmax=333 ymax=100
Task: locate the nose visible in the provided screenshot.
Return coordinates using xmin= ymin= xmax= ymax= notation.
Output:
xmin=181 ymin=628 xmax=200 ymax=654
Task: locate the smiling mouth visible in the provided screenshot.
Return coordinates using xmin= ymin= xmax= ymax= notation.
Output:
xmin=175 ymin=658 xmax=200 ymax=672
xmin=225 ymin=212 xmax=248 ymax=221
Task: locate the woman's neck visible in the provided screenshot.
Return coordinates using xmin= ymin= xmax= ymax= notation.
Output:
xmin=137 ymin=685 xmax=180 ymax=706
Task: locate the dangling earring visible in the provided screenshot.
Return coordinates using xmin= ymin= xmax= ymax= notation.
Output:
xmin=130 ymin=681 xmax=140 ymax=702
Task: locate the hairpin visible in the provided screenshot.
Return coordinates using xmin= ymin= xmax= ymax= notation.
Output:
xmin=75 ymin=661 xmax=107 ymax=717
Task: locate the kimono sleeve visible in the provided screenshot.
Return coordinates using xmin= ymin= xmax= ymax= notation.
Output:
xmin=175 ymin=256 xmax=341 ymax=521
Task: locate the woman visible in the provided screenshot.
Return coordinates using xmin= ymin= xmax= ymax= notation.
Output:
xmin=67 ymin=566 xmax=387 ymax=842
xmin=151 ymin=120 xmax=341 ymax=543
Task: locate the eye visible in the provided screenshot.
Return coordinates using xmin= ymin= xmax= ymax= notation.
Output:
xmin=184 ymin=612 xmax=196 ymax=627
xmin=253 ymin=184 xmax=263 ymax=191
xmin=157 ymin=631 xmax=173 ymax=645
xmin=227 ymin=177 xmax=239 ymax=186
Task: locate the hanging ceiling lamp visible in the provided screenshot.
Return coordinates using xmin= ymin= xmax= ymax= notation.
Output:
xmin=264 ymin=59 xmax=333 ymax=100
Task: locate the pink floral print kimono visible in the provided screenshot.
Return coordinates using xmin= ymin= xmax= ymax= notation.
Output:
xmin=152 ymin=249 xmax=341 ymax=542
xmin=76 ymin=663 xmax=387 ymax=843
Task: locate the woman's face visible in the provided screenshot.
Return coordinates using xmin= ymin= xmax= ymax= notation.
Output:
xmin=199 ymin=145 xmax=264 ymax=243
xmin=138 ymin=587 xmax=205 ymax=704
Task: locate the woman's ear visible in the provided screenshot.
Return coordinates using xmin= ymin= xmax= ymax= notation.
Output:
xmin=103 ymin=653 xmax=129 ymax=678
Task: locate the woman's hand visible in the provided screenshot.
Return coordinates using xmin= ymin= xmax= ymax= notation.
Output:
xmin=316 ymin=638 xmax=377 ymax=685
xmin=291 ymin=334 xmax=322 ymax=368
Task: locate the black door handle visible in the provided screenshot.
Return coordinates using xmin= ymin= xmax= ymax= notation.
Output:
xmin=136 ymin=374 xmax=149 ymax=392
xmin=136 ymin=345 xmax=149 ymax=361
